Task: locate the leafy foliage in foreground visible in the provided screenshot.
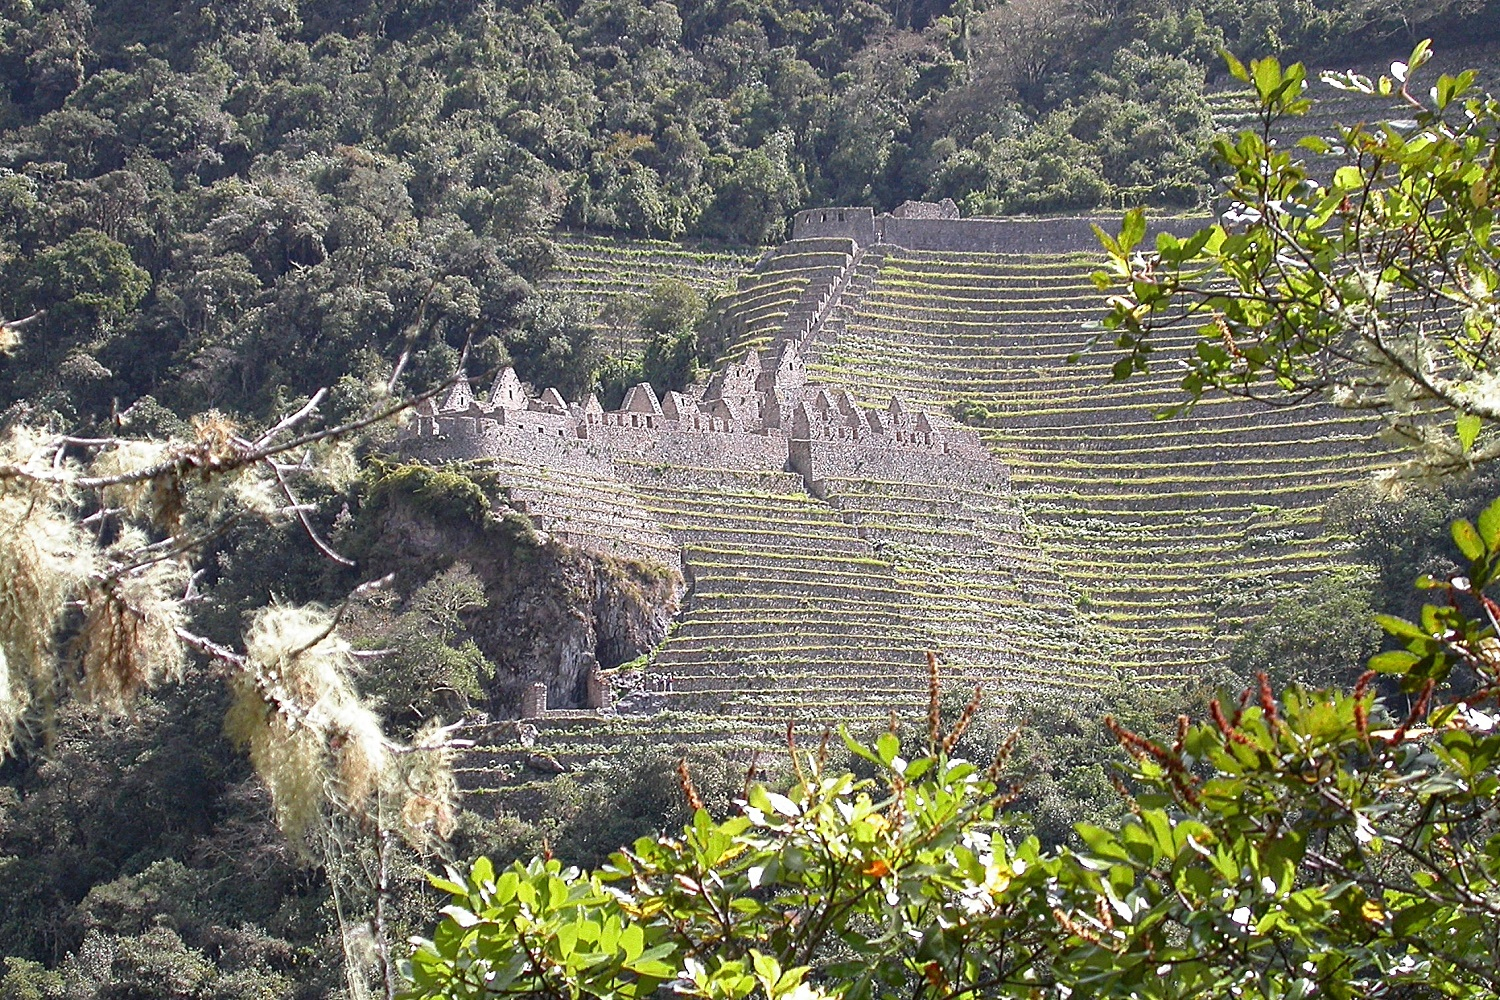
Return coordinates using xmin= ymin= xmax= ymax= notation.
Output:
xmin=1097 ymin=43 xmax=1500 ymax=480
xmin=406 ymin=499 xmax=1500 ymax=998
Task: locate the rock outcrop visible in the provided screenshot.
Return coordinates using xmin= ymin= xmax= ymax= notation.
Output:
xmin=358 ymin=476 xmax=682 ymax=713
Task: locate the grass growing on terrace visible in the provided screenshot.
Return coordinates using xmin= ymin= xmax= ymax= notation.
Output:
xmin=804 ymin=243 xmax=1389 ymax=680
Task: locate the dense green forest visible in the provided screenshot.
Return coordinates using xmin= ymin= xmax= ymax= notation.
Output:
xmin=1 ymin=0 xmax=1492 ymax=430
xmin=3 ymin=1 xmax=1500 ymax=997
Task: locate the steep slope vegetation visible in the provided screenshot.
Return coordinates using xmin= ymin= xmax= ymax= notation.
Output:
xmin=541 ymin=235 xmax=759 ymax=357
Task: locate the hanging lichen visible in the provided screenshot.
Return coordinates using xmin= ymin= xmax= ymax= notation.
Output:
xmin=226 ymin=603 xmax=392 ymax=852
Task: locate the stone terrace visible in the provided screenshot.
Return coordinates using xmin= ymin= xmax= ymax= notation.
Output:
xmin=421 ymin=201 xmax=1400 ymax=802
xmin=541 ymin=232 xmax=760 ymax=356
xmin=805 ymin=243 xmax=1391 ymax=678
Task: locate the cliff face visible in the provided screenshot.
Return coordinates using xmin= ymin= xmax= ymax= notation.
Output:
xmin=355 ymin=464 xmax=682 ymax=713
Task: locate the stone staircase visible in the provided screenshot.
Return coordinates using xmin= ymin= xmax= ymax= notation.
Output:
xmin=803 ymin=248 xmax=884 ymax=362
xmin=709 ymin=237 xmax=862 ymax=363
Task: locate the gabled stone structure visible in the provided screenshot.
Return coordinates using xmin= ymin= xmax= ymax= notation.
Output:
xmin=891 ymin=198 xmax=960 ymax=220
xmin=403 ymin=341 xmax=1002 ymax=494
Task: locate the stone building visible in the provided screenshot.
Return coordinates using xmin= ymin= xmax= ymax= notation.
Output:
xmin=404 ymin=340 xmax=994 ymax=493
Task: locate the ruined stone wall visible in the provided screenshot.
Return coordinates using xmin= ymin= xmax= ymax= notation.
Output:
xmin=877 ymin=215 xmax=1205 ymax=255
xmin=406 ymin=409 xmax=792 ymax=480
xmin=791 ymin=207 xmax=876 ymax=245
xmin=788 ymin=206 xmax=1207 ymax=254
xmin=587 ymin=425 xmax=791 ymax=470
xmin=402 ymin=418 xmax=618 ymax=477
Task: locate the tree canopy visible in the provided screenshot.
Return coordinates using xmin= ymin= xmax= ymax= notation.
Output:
xmin=0 ymin=0 xmax=1488 ymax=424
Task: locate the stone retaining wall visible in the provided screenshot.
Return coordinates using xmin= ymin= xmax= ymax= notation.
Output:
xmin=588 ymin=425 xmax=791 ymax=469
xmin=793 ymin=438 xmax=1005 ymax=492
xmin=790 ymin=203 xmax=1207 ymax=255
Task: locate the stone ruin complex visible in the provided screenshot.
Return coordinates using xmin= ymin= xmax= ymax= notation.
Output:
xmin=401 ymin=341 xmax=1011 ymax=723
xmin=401 ymin=201 xmax=1203 ymax=728
xmin=404 ymin=339 xmax=1001 ymax=496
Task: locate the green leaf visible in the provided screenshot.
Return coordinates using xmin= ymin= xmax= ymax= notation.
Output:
xmin=1392 ymin=899 xmax=1439 ymax=938
xmin=1435 ymin=71 xmax=1471 ymax=109
xmin=1252 ymin=56 xmax=1282 ymax=102
xmin=599 ymin=915 xmax=621 ymax=954
xmin=1075 ymin=823 xmax=1132 ymax=862
xmin=1370 ymin=649 xmax=1421 ymax=675
xmin=1407 ymin=38 xmax=1432 ymax=73
xmin=1457 ymin=413 xmax=1481 ymax=453
xmin=619 ymin=923 xmax=644 ymax=962
xmin=1375 ymin=614 xmax=1427 ymax=642
xmin=1119 ymin=208 xmax=1146 ymax=253
xmin=752 ymin=951 xmax=780 ymax=986
xmin=555 ymin=920 xmax=579 ymax=957
xmin=1222 ymin=49 xmax=1249 ymax=83
xmin=1333 ymin=165 xmax=1365 ymax=191
xmin=841 ymin=727 xmax=882 ymax=766
xmin=1092 ymin=223 xmax=1121 ymax=258
xmin=1453 ymin=518 xmax=1484 ymax=561
xmin=428 ymin=870 xmax=468 ymax=897
xmin=1477 ymin=498 xmax=1500 ymax=549
xmin=494 ymin=871 xmax=519 ymax=905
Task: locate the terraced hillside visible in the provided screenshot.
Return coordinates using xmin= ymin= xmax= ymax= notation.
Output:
xmin=1207 ymin=44 xmax=1500 ymax=140
xmin=455 ymin=450 xmax=1091 ymax=803
xmin=452 ymin=212 xmax=1408 ymax=804
xmin=805 ymin=247 xmax=1394 ymax=679
xmin=541 ymin=232 xmax=760 ymax=356
xmin=481 ymin=452 xmax=1094 ymax=714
